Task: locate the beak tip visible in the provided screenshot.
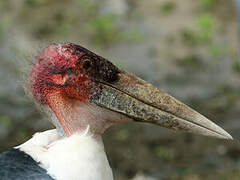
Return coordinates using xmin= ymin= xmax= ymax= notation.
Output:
xmin=191 ymin=115 xmax=233 ymax=141
xmin=222 ymin=132 xmax=233 ymax=140
xmin=214 ymin=128 xmax=233 ymax=140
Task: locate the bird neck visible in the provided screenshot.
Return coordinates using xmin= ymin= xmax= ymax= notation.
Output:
xmin=45 ymin=91 xmax=111 ymax=138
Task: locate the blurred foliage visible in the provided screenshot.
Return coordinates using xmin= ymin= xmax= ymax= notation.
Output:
xmin=76 ymin=0 xmax=98 ymax=17
xmin=200 ymin=0 xmax=215 ymax=10
xmin=16 ymin=127 xmax=30 ymax=141
xmin=0 ymin=18 xmax=11 ymax=40
xmin=181 ymin=14 xmax=217 ymax=45
xmin=86 ymin=14 xmax=122 ymax=47
xmin=25 ymin=0 xmax=50 ymax=6
xmin=232 ymin=61 xmax=240 ymax=73
xmin=115 ymin=129 xmax=130 ymax=141
xmin=154 ymin=146 xmax=176 ymax=161
xmin=209 ymin=44 xmax=228 ymax=58
xmin=196 ymin=14 xmax=217 ymax=42
xmin=123 ymin=30 xmax=145 ymax=42
xmin=181 ymin=29 xmax=199 ymax=46
xmin=176 ymin=55 xmax=204 ymax=70
xmin=0 ymin=115 xmax=12 ymax=129
xmin=160 ymin=1 xmax=176 ymax=14
xmin=86 ymin=13 xmax=144 ymax=47
xmin=180 ymin=9 xmax=233 ymax=62
xmin=2 ymin=0 xmax=144 ymax=47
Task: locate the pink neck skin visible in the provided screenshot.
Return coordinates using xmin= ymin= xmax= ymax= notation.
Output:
xmin=46 ymin=91 xmax=130 ymax=138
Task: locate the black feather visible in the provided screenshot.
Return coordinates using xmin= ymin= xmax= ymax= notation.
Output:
xmin=0 ymin=149 xmax=54 ymax=180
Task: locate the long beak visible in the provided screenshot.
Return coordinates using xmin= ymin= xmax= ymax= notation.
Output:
xmin=91 ymin=72 xmax=232 ymax=140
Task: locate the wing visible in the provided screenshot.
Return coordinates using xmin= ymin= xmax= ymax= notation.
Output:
xmin=0 ymin=149 xmax=54 ymax=180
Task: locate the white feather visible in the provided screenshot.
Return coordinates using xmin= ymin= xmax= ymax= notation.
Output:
xmin=17 ymin=129 xmax=113 ymax=180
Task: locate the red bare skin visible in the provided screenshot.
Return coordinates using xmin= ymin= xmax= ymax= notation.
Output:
xmin=30 ymin=43 xmax=125 ymax=137
xmin=30 ymin=44 xmax=99 ymax=105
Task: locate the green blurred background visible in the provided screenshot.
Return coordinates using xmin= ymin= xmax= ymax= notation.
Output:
xmin=0 ymin=0 xmax=240 ymax=179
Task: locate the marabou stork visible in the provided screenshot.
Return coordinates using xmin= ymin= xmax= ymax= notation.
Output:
xmin=0 ymin=43 xmax=232 ymax=180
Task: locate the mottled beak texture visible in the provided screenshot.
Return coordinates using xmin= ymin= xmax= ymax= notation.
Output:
xmin=91 ymin=72 xmax=232 ymax=140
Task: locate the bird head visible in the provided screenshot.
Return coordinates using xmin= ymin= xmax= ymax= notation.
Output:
xmin=30 ymin=43 xmax=232 ymax=139
xmin=30 ymin=43 xmax=119 ymax=105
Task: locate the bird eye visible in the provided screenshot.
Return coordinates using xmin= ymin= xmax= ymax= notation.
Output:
xmin=82 ymin=58 xmax=93 ymax=71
